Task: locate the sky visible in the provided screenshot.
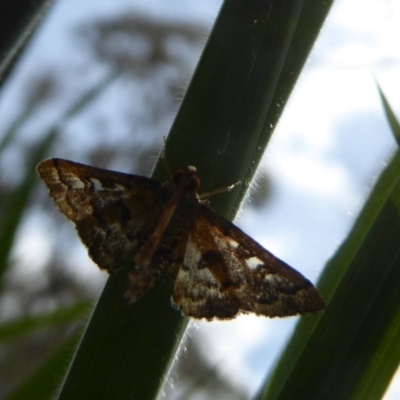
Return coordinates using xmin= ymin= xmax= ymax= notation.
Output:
xmin=1 ymin=0 xmax=400 ymax=398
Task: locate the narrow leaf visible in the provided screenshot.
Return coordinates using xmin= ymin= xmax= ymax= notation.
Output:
xmin=56 ymin=1 xmax=334 ymax=399
xmin=376 ymin=83 xmax=400 ymax=147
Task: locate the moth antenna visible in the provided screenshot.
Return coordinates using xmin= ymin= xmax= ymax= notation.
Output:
xmin=199 ymin=181 xmax=241 ymax=199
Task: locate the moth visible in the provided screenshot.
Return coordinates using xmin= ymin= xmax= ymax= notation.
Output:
xmin=37 ymin=159 xmax=325 ymax=320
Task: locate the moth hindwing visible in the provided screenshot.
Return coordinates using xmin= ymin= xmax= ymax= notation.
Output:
xmin=37 ymin=158 xmax=325 ymax=320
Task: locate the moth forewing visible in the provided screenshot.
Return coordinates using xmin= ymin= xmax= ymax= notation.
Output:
xmin=171 ymin=205 xmax=324 ymax=320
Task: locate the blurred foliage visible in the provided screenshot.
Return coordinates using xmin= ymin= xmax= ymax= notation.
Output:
xmin=258 ymin=88 xmax=400 ymax=400
xmin=0 ymin=0 xmax=52 ymax=85
xmin=0 ymin=8 xmax=254 ymax=400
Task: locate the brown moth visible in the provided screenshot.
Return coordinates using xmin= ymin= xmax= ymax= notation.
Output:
xmin=37 ymin=159 xmax=325 ymax=320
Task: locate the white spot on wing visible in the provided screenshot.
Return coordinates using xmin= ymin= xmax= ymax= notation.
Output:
xmin=185 ymin=236 xmax=202 ymax=271
xmin=228 ymin=238 xmax=239 ymax=249
xmin=246 ymin=256 xmax=263 ymax=270
xmin=90 ymin=178 xmax=103 ymax=191
xmin=264 ymin=274 xmax=287 ymax=285
xmin=70 ymin=177 xmax=85 ymax=189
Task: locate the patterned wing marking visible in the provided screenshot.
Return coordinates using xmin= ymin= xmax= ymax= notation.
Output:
xmin=172 ymin=205 xmax=325 ymax=320
xmin=37 ymin=159 xmax=165 ymax=276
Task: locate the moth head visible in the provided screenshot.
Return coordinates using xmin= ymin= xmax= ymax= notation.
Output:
xmin=172 ymin=166 xmax=200 ymax=193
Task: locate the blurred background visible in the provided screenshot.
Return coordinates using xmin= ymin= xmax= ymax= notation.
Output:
xmin=0 ymin=0 xmax=399 ymax=398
